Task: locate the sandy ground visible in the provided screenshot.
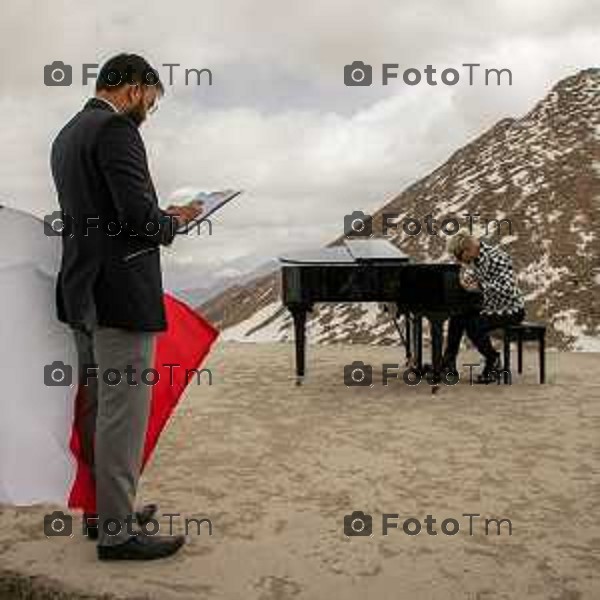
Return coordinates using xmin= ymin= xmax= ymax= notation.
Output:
xmin=1 ymin=341 xmax=599 ymax=599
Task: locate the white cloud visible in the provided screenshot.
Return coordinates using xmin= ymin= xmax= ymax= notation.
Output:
xmin=0 ymin=0 xmax=598 ymax=289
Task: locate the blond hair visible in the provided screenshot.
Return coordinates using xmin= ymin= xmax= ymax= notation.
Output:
xmin=446 ymin=230 xmax=475 ymax=258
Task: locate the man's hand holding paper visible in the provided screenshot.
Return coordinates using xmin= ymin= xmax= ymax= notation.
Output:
xmin=167 ymin=189 xmax=242 ymax=234
xmin=165 ymin=200 xmax=205 ymax=228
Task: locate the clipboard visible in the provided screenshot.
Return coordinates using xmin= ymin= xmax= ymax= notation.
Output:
xmin=176 ymin=189 xmax=243 ymax=234
xmin=122 ymin=189 xmax=242 ymax=262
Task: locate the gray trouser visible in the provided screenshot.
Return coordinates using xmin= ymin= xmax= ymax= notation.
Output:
xmin=72 ymin=326 xmax=156 ymax=546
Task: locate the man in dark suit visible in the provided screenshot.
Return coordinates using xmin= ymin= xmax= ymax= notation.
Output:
xmin=50 ymin=53 xmax=202 ymax=560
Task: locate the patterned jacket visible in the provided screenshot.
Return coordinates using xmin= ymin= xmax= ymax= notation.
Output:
xmin=471 ymin=241 xmax=525 ymax=315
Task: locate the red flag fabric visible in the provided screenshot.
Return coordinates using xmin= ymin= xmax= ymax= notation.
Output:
xmin=67 ymin=293 xmax=219 ymax=513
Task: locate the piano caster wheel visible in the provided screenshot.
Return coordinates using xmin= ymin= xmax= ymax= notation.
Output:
xmin=431 ymin=385 xmax=440 ymax=395
xmin=295 ymin=377 xmax=304 ymax=386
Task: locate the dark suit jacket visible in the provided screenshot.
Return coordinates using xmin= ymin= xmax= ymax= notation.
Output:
xmin=50 ymin=97 xmax=177 ymax=332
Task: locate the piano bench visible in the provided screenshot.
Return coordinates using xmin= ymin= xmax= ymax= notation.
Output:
xmin=499 ymin=321 xmax=546 ymax=384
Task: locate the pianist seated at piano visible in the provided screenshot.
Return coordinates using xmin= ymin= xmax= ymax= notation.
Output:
xmin=442 ymin=232 xmax=525 ymax=383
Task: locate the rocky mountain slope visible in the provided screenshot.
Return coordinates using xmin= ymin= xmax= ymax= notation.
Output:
xmin=200 ymin=69 xmax=600 ymax=350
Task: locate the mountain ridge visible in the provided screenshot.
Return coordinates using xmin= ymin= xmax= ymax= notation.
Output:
xmin=200 ymin=69 xmax=600 ymax=350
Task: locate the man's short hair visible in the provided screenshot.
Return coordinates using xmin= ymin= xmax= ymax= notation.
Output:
xmin=447 ymin=230 xmax=475 ymax=259
xmin=96 ymin=53 xmax=164 ymax=94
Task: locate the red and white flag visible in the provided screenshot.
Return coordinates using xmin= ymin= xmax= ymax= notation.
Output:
xmin=0 ymin=206 xmax=218 ymax=508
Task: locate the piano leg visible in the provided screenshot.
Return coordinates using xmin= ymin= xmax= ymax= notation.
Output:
xmin=391 ymin=305 xmax=412 ymax=367
xmin=414 ymin=315 xmax=423 ymax=372
xmin=428 ymin=317 xmax=444 ymax=394
xmin=288 ymin=304 xmax=309 ymax=385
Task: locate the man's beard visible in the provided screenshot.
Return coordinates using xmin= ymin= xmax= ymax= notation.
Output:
xmin=125 ymin=100 xmax=146 ymax=127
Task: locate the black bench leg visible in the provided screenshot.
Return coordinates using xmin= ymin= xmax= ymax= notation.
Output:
xmin=414 ymin=316 xmax=423 ymax=372
xmin=405 ymin=313 xmax=412 ymax=365
xmin=539 ymin=333 xmax=545 ymax=384
xmin=503 ymin=331 xmax=511 ymax=384
xmin=517 ymin=334 xmax=523 ymax=374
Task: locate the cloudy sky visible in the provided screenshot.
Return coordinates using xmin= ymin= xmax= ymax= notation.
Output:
xmin=1 ymin=0 xmax=598 ymax=291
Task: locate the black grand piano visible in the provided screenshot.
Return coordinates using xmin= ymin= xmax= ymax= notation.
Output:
xmin=280 ymin=239 xmax=482 ymax=389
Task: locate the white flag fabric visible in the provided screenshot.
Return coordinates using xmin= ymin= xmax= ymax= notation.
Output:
xmin=0 ymin=206 xmax=78 ymax=504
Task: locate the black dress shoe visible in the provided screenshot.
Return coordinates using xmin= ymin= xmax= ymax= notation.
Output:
xmin=475 ymin=352 xmax=501 ymax=384
xmin=97 ymin=534 xmax=185 ymax=561
xmin=84 ymin=503 xmax=159 ymax=540
xmin=475 ymin=372 xmax=499 ymax=384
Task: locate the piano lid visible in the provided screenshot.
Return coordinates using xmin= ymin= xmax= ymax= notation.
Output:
xmin=279 ymin=245 xmax=355 ymax=264
xmin=279 ymin=239 xmax=409 ymax=264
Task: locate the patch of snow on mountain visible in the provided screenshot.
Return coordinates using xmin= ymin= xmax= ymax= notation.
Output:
xmin=222 ymin=302 xmax=287 ymax=342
